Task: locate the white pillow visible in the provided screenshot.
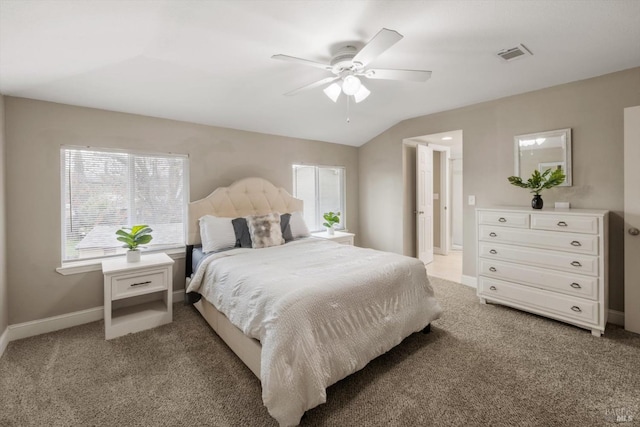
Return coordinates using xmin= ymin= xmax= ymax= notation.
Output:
xmin=199 ymin=215 xmax=236 ymax=254
xmin=289 ymin=211 xmax=311 ymax=239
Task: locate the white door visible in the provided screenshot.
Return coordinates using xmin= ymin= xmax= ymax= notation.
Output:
xmin=417 ymin=144 xmax=434 ymax=264
xmin=624 ymin=106 xmax=640 ymax=334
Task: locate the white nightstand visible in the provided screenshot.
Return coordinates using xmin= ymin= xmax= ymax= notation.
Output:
xmin=102 ymin=253 xmax=174 ymax=340
xmin=311 ymin=230 xmax=355 ymax=245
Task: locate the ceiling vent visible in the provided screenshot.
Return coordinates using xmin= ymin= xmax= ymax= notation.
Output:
xmin=497 ymin=44 xmax=533 ymax=62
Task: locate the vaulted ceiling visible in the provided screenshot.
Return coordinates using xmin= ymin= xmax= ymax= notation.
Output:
xmin=1 ymin=0 xmax=639 ymax=146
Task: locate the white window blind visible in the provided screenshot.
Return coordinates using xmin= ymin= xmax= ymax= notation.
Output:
xmin=61 ymin=147 xmax=188 ymax=262
xmin=292 ymin=165 xmax=345 ymax=232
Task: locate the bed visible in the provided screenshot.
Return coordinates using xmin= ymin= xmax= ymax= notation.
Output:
xmin=184 ymin=177 xmax=442 ymax=426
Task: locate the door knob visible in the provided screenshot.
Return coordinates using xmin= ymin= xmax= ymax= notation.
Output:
xmin=629 ymin=228 xmax=640 ymax=236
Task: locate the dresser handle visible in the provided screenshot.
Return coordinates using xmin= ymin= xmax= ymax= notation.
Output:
xmin=489 ymin=286 xmax=497 ymax=291
xmin=498 ymin=217 xmax=507 ymax=223
xmin=557 ymin=221 xmax=568 ymax=227
xmin=489 ymin=267 xmax=497 ymax=272
xmin=570 ymin=283 xmax=582 ymax=289
xmin=130 ymin=280 xmax=152 ymax=287
xmin=489 ymin=232 xmax=497 ymax=237
xmin=489 ymin=249 xmax=497 ymax=254
xmin=571 ymin=261 xmax=582 ymax=267
xmin=570 ymin=240 xmax=582 ymax=247
xmin=571 ymin=306 xmax=582 ymax=313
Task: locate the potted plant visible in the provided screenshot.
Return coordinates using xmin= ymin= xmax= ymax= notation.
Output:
xmin=507 ymin=168 xmax=566 ymax=209
xmin=322 ymin=211 xmax=340 ymax=235
xmin=116 ymin=225 xmax=153 ymax=262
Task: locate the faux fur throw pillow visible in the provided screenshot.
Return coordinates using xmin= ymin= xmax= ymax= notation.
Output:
xmin=246 ymin=212 xmax=284 ymax=249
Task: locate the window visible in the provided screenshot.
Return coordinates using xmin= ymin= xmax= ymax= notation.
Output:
xmin=292 ymin=165 xmax=345 ymax=232
xmin=61 ymin=146 xmax=188 ymax=262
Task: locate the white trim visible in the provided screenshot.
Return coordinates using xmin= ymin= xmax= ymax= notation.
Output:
xmin=8 ymin=306 xmax=104 ymax=342
xmin=461 ymin=275 xmax=477 ymax=288
xmin=0 ymin=327 xmax=9 ymax=359
xmin=7 ymin=289 xmax=186 ymax=342
xmin=56 ymin=248 xmax=185 ymax=276
xmin=608 ymin=309 xmax=624 ymax=327
xmin=433 ymin=246 xmax=444 ymax=255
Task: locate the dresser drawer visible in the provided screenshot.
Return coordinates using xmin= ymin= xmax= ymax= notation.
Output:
xmin=479 ymin=225 xmax=599 ymax=255
xmin=479 ymin=242 xmax=598 ymax=276
xmin=479 ymin=259 xmax=599 ymax=300
xmin=111 ymin=269 xmax=168 ymax=300
xmin=478 ymin=211 xmax=529 ymax=228
xmin=478 ymin=277 xmax=598 ymax=325
xmin=531 ymin=214 xmax=598 ymax=234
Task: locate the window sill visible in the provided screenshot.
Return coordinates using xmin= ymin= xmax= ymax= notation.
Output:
xmin=56 ymin=248 xmax=186 ymax=276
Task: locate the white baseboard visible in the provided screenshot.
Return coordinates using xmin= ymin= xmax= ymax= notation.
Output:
xmin=608 ymin=309 xmax=624 ymax=327
xmin=0 ymin=327 xmax=9 ymax=359
xmin=9 ymin=306 xmax=104 ymax=342
xmin=8 ymin=289 xmax=186 ymax=342
xmin=461 ymin=275 xmax=477 ymax=288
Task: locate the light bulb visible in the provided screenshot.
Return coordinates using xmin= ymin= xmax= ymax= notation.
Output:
xmin=353 ymin=84 xmax=370 ymax=103
xmin=342 ymin=75 xmax=362 ymax=96
xmin=323 ymin=83 xmax=341 ymax=102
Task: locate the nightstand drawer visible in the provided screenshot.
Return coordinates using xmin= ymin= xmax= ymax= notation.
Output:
xmin=111 ymin=269 xmax=167 ymax=300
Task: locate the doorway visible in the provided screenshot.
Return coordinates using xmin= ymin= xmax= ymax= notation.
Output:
xmin=402 ymin=130 xmax=463 ymax=282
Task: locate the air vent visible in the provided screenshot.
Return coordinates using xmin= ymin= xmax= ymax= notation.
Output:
xmin=497 ymin=44 xmax=533 ymax=62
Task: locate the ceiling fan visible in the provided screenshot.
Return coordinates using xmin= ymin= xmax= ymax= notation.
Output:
xmin=272 ymin=28 xmax=432 ymax=103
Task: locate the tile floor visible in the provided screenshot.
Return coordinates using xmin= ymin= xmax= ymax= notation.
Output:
xmin=426 ymin=249 xmax=463 ymax=283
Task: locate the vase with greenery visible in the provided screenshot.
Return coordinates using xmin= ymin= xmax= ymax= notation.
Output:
xmin=507 ymin=168 xmax=566 ymax=209
xmin=116 ymin=225 xmax=153 ymax=262
xmin=322 ymin=211 xmax=340 ymax=235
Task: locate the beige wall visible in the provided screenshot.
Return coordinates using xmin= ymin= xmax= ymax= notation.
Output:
xmin=0 ymin=95 xmax=7 ymax=334
xmin=5 ymin=97 xmax=358 ymax=324
xmin=359 ymin=67 xmax=640 ymax=312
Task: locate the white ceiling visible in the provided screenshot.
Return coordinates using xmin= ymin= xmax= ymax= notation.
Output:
xmin=1 ymin=1 xmax=639 ymax=147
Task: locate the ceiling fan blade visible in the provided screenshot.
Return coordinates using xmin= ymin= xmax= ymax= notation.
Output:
xmin=272 ymin=54 xmax=332 ymax=71
xmin=352 ymin=28 xmax=403 ymax=67
xmin=364 ymin=68 xmax=432 ymax=82
xmin=284 ymin=76 xmax=339 ymax=96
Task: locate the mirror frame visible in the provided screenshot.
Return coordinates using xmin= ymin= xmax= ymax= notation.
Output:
xmin=514 ymin=128 xmax=572 ymax=187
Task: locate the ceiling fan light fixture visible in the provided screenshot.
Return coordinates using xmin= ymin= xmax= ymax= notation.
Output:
xmin=353 ymin=84 xmax=371 ymax=103
xmin=342 ymin=75 xmax=362 ymax=96
xmin=323 ymin=83 xmax=341 ymax=102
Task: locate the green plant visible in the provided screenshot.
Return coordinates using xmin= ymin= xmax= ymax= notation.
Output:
xmin=116 ymin=225 xmax=153 ymax=251
xmin=322 ymin=211 xmax=340 ymax=229
xmin=507 ymin=168 xmax=566 ymax=195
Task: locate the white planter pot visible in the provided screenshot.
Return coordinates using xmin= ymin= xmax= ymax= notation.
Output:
xmin=326 ymin=227 xmax=335 ymax=235
xmin=126 ymin=250 xmax=141 ymax=263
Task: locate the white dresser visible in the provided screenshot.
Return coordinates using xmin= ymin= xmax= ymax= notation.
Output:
xmin=476 ymin=207 xmax=608 ymax=336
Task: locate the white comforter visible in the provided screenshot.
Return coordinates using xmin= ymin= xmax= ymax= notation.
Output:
xmin=187 ymin=238 xmax=442 ymax=426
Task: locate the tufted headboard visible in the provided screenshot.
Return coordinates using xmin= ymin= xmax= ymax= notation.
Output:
xmin=187 ymin=177 xmax=303 ymax=246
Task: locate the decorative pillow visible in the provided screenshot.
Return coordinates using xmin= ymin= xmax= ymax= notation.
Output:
xmin=199 ymin=215 xmax=236 ymax=254
xmin=233 ymin=213 xmax=293 ymax=248
xmin=246 ymin=212 xmax=284 ymax=249
xmin=289 ymin=211 xmax=311 ymax=239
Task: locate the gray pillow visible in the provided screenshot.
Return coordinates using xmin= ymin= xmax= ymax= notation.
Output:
xmin=246 ymin=212 xmax=284 ymax=249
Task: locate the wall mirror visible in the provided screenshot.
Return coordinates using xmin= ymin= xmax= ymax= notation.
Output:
xmin=514 ymin=128 xmax=572 ymax=186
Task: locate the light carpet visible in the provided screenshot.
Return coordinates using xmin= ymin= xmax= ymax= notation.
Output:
xmin=1 ymin=277 xmax=638 ymax=426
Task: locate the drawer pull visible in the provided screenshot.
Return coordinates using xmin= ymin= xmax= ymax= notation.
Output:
xmin=489 ymin=267 xmax=497 ymax=272
xmin=557 ymin=221 xmax=568 ymax=227
xmin=571 ymin=306 xmax=582 ymax=313
xmin=489 ymin=286 xmax=497 ymax=291
xmin=570 ymin=261 xmax=582 ymax=267
xmin=489 ymin=249 xmax=497 ymax=254
xmin=498 ymin=217 xmax=507 ymax=223
xmin=570 ymin=283 xmax=582 ymax=289
xmin=570 ymin=240 xmax=582 ymax=247
xmin=130 ymin=280 xmax=152 ymax=287
xmin=489 ymin=232 xmax=497 ymax=237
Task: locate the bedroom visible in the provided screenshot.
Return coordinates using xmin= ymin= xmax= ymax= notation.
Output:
xmin=1 ymin=1 xmax=640 ymax=426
